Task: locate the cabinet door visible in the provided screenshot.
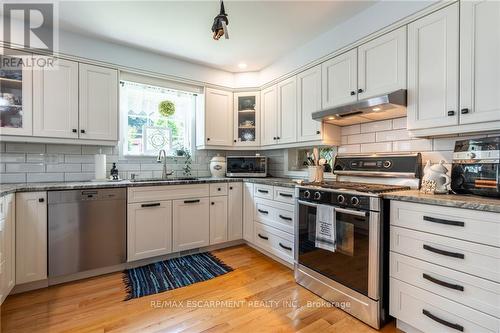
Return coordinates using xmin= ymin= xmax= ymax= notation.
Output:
xmin=277 ymin=77 xmax=297 ymax=144
xmin=205 ymin=88 xmax=233 ymax=146
xmin=127 ymin=201 xmax=172 ymax=262
xmin=209 ymin=196 xmax=228 ymax=245
xmin=16 ymin=192 xmax=47 ymax=284
xmin=4 ymin=194 xmax=15 ymax=295
xmin=407 ymin=3 xmax=459 ymax=130
xmin=0 ymin=49 xmax=33 ymax=136
xmin=358 ymin=26 xmax=407 ymax=99
xmin=228 ymin=183 xmax=243 ymax=241
xmin=33 ymin=58 xmax=79 ymax=138
xmin=79 ymin=64 xmax=118 ymax=140
xmin=297 ymin=65 xmax=322 ymax=142
xmin=460 ymin=0 xmax=500 ymax=124
xmin=172 ymin=198 xmax=209 ymax=251
xmin=321 ymin=49 xmax=357 ymax=109
xmin=233 ymin=92 xmax=260 ymax=146
xmin=260 ymin=85 xmax=278 ymax=146
xmin=243 ymin=183 xmax=254 ymax=243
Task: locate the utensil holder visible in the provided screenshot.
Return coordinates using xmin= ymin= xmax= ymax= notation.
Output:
xmin=308 ymin=166 xmax=324 ymax=183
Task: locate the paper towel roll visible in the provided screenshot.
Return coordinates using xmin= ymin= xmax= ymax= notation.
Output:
xmin=94 ymin=154 xmax=107 ymax=180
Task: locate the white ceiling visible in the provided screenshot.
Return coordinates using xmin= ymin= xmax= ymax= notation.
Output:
xmin=58 ymin=1 xmax=376 ymax=73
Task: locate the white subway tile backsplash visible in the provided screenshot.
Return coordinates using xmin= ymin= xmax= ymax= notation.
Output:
xmin=27 ymin=173 xmax=64 ymax=183
xmin=360 ymin=142 xmax=392 ymax=153
xmin=0 ymin=173 xmax=26 ymax=183
xmin=1 ymin=153 xmax=25 ymax=163
xmin=46 ymin=163 xmax=81 ymax=173
xmin=338 ymin=144 xmax=360 ymax=154
xmin=347 ymin=132 xmax=375 ymax=144
xmin=81 ymin=146 xmax=113 ymax=155
xmin=0 ymin=143 xmax=5 ymax=152
xmin=6 ymin=163 xmax=44 ymax=173
xmin=341 ymin=136 xmax=348 ymax=145
xmin=64 ymin=173 xmax=94 ymax=181
xmin=376 ymin=129 xmax=411 ymax=142
xmin=360 ymin=120 xmax=392 ymax=133
xmin=341 ymin=124 xmax=360 ymax=136
xmin=392 ymin=117 xmax=407 ymax=129
xmin=81 ymin=164 xmax=95 ymax=172
xmin=420 ymin=151 xmax=454 ymax=164
xmin=64 ymin=155 xmax=94 ymax=163
xmin=393 ymin=139 xmax=432 ymax=152
xmin=47 ymin=144 xmax=82 ymax=155
xmin=139 ymin=163 xmax=164 ymax=171
xmin=0 ymin=164 xmax=4 ymax=172
xmin=6 ymin=143 xmax=45 ymax=153
xmin=119 ymin=164 xmax=141 ymax=172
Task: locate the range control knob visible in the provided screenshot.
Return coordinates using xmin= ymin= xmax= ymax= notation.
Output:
xmin=314 ymin=192 xmax=322 ymax=200
xmin=383 ymin=160 xmax=392 ymax=168
xmin=337 ymin=194 xmax=345 ymax=204
xmin=304 ymin=190 xmax=311 ymax=199
xmin=350 ymin=197 xmax=360 ymax=206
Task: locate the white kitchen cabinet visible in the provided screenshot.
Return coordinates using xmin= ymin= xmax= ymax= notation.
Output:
xmin=260 ymin=85 xmax=278 ymax=146
xmin=407 ymin=3 xmax=459 ymax=131
xmin=460 ymin=0 xmax=500 ymax=124
xmin=33 ymin=58 xmax=79 ymax=138
xmin=172 ymin=198 xmax=210 ymax=251
xmin=127 ymin=201 xmax=172 ymax=261
xmin=321 ymin=48 xmax=357 ymax=109
xmin=209 ymin=196 xmax=228 ymax=245
xmin=227 ymin=183 xmax=243 ymax=241
xmin=277 ymin=77 xmax=297 ymax=144
xmin=243 ymin=182 xmax=254 ymax=243
xmin=358 ymin=26 xmax=406 ymax=99
xmin=296 ymin=66 xmax=322 ymax=142
xmin=234 ymin=92 xmax=260 ymax=146
xmin=0 ymin=194 xmax=15 ymax=303
xmin=16 ymin=191 xmax=47 ymax=284
xmin=204 ymin=88 xmax=233 ymax=146
xmin=0 ymin=49 xmax=33 ymax=136
xmin=79 ymin=64 xmax=118 ymax=141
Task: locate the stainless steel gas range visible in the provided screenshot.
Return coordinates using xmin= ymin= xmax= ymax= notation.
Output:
xmin=294 ymin=153 xmax=421 ymax=329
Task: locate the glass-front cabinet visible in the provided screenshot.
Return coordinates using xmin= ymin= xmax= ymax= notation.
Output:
xmin=0 ymin=49 xmax=33 ymax=136
xmin=233 ymin=92 xmax=260 ymax=146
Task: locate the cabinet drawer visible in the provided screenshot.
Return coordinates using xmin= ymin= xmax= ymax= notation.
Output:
xmin=391 ymin=201 xmax=500 ymax=247
xmin=391 ymin=226 xmax=500 ymax=282
xmin=390 ymin=278 xmax=499 ymax=333
xmin=254 ymin=184 xmax=273 ymax=200
xmin=128 ymin=184 xmax=209 ymax=203
xmin=209 ymin=183 xmax=227 ymax=196
xmin=273 ymin=187 xmax=295 ymax=204
xmin=254 ymin=222 xmax=294 ymax=264
xmin=254 ymin=198 xmax=294 ymax=234
xmin=390 ymin=252 xmax=500 ymax=318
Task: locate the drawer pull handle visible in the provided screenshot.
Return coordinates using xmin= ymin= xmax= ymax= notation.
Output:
xmin=184 ymin=199 xmax=200 ymax=204
xmin=279 ymin=243 xmax=292 ymax=251
xmin=141 ymin=203 xmax=161 ymax=208
xmin=422 ymin=309 xmax=464 ymax=332
xmin=258 ymin=209 xmax=269 ymax=214
xmin=423 ymin=244 xmax=465 ymax=259
xmin=279 ymin=214 xmax=292 ymax=221
xmin=258 ymin=189 xmax=269 ymax=194
xmin=422 ymin=273 xmax=464 ymax=291
xmin=258 ymin=233 xmax=268 ymax=240
xmin=423 ymin=216 xmax=464 ymax=227
xmin=279 ymin=193 xmax=293 ymax=198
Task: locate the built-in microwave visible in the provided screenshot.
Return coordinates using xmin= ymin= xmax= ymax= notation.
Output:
xmin=226 ymin=156 xmax=267 ymax=177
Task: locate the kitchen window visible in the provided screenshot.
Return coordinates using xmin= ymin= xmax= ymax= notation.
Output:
xmin=119 ymin=74 xmax=201 ymax=156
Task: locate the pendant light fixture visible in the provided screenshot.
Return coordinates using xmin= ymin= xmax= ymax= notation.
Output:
xmin=212 ymin=0 xmax=229 ymax=40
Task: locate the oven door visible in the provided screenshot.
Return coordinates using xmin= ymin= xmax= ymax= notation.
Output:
xmin=296 ymin=200 xmax=380 ymax=300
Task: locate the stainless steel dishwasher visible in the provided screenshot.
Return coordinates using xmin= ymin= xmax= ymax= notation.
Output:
xmin=48 ymin=188 xmax=127 ymax=277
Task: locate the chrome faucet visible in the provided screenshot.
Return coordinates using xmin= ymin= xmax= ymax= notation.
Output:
xmin=157 ymin=149 xmax=174 ymax=179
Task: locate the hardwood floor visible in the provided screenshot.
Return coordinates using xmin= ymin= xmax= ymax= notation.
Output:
xmin=1 ymin=245 xmax=399 ymax=332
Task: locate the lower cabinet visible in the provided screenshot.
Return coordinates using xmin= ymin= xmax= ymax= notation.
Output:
xmin=209 ymin=196 xmax=228 ymax=245
xmin=0 ymin=194 xmax=15 ymax=303
xmin=243 ymin=183 xmax=254 ymax=242
xmin=127 ymin=201 xmax=172 ymax=262
xmin=16 ymin=192 xmax=47 ymax=285
xmin=227 ymin=183 xmax=243 ymax=241
xmin=172 ymin=198 xmax=210 ymax=251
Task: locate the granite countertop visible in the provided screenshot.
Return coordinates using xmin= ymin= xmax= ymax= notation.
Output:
xmin=383 ymin=190 xmax=500 ymax=213
xmin=0 ymin=177 xmax=301 ymax=197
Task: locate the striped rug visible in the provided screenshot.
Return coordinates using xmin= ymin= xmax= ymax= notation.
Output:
xmin=123 ymin=252 xmax=233 ymax=300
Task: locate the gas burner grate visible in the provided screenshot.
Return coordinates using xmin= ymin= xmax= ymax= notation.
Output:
xmin=303 ymin=181 xmax=410 ymax=194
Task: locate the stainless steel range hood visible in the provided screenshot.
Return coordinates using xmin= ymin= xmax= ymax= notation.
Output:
xmin=312 ymin=89 xmax=407 ymax=126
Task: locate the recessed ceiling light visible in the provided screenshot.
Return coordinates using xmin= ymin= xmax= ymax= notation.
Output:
xmin=238 ymin=63 xmax=247 ymax=69
xmin=372 ymin=107 xmax=381 ymax=111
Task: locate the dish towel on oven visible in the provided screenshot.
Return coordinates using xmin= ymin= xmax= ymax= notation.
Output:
xmin=315 ymin=204 xmax=336 ymax=252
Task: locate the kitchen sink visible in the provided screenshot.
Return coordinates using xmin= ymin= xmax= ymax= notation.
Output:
xmin=130 ymin=177 xmax=199 ymax=183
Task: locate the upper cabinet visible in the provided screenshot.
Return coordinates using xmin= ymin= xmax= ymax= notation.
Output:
xmin=460 ymin=0 xmax=500 ymax=124
xmin=277 ymin=77 xmax=297 ymax=144
xmin=234 ymin=92 xmax=260 ymax=146
xmin=0 ymin=49 xmax=33 ymax=136
xmin=33 ymin=58 xmax=79 ymax=139
xmin=321 ymin=49 xmax=358 ymax=109
xmin=357 ymin=26 xmax=407 ymax=99
xmin=261 ymin=85 xmax=278 ymax=146
xmin=203 ymin=88 xmax=233 ymax=146
xmin=79 ymin=64 xmax=118 ymax=141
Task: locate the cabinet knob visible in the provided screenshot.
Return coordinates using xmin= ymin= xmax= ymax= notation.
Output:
xmin=350 ymin=91 xmax=356 ymax=96
xmin=316 ymin=130 xmax=320 ymax=135
xmin=230 ymin=186 xmax=233 ymax=190
xmin=38 ymin=198 xmax=44 ymax=203
xmin=447 ymin=110 xmax=455 ymax=116
xmin=80 ymin=129 xmax=86 ymax=134
xmin=273 ymin=137 xmax=276 ymax=140
xmin=207 ymin=138 xmax=210 ymax=141
xmin=72 ymin=129 xmax=77 ymax=133
xmin=217 ymin=188 xmax=221 ymax=191
xmin=357 ymin=88 xmax=363 ymax=93
xmin=460 ymin=108 xmax=469 ymax=114
xmin=211 ymin=202 xmax=215 ymax=205
xmin=276 ymin=136 xmax=280 ymax=140
xmin=234 ymin=139 xmax=237 ymax=143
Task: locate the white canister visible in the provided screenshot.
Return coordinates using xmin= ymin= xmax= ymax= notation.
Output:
xmin=94 ymin=154 xmax=107 ymax=180
xmin=210 ymin=155 xmax=226 ymax=178
xmin=308 ymin=166 xmax=324 ymax=183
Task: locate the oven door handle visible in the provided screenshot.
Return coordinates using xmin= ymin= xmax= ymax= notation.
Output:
xmin=334 ymin=207 xmax=367 ymax=217
xmin=297 ymin=200 xmax=319 ymax=208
